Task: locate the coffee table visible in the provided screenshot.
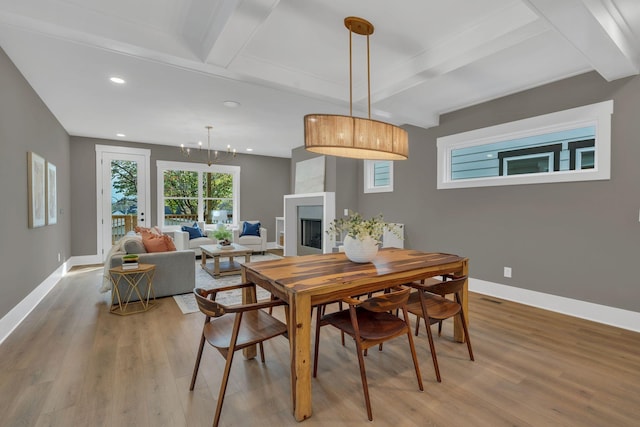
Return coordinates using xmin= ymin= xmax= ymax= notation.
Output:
xmin=200 ymin=243 xmax=252 ymax=277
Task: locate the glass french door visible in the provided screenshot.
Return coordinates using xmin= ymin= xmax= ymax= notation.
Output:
xmin=97 ymin=146 xmax=150 ymax=261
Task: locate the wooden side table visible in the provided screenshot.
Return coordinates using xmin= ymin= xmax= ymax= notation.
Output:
xmin=109 ymin=263 xmax=157 ymax=315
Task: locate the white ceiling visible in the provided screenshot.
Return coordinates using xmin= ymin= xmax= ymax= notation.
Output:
xmin=0 ymin=0 xmax=638 ymax=158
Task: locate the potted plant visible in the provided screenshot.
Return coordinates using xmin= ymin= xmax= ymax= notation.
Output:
xmin=327 ymin=210 xmax=401 ymax=262
xmin=212 ymin=227 xmax=233 ymax=247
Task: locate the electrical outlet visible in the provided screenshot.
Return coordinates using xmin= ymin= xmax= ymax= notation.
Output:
xmin=344 ymin=208 xmax=349 ymax=216
xmin=58 ymin=252 xmax=61 ymax=262
xmin=503 ymin=267 xmax=512 ymax=278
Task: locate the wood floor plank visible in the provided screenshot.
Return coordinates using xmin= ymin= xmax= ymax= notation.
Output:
xmin=1 ymin=266 xmax=639 ymax=426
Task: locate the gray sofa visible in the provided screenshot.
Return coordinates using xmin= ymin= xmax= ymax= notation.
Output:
xmin=110 ymin=248 xmax=196 ymax=299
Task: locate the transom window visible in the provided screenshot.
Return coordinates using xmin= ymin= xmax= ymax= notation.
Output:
xmin=364 ymin=160 xmax=394 ymax=193
xmin=157 ymin=161 xmax=240 ymax=228
xmin=437 ymin=100 xmax=613 ymax=189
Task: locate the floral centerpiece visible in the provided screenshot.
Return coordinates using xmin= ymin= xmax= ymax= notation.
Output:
xmin=327 ymin=211 xmax=401 ymax=262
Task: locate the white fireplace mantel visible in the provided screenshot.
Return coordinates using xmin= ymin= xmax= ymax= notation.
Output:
xmin=283 ymin=192 xmax=336 ymax=256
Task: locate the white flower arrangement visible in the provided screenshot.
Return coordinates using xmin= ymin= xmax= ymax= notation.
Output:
xmin=327 ymin=210 xmax=401 ymax=244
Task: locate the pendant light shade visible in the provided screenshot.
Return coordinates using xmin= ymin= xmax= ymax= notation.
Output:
xmin=304 ymin=114 xmax=408 ymax=160
xmin=304 ymin=17 xmax=408 ymax=160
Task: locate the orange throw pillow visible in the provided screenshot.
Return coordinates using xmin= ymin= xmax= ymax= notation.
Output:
xmin=140 ymin=231 xmax=176 ymax=252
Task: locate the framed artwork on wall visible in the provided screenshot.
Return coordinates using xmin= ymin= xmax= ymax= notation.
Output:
xmin=28 ymin=151 xmax=46 ymax=228
xmin=47 ymin=161 xmax=57 ymax=225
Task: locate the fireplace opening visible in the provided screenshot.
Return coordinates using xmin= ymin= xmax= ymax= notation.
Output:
xmin=300 ymin=218 xmax=322 ymax=250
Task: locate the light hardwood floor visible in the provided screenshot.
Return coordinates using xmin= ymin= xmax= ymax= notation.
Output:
xmin=1 ymin=265 xmax=639 ymax=426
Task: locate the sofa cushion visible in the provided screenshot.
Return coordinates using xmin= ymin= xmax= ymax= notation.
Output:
xmin=142 ymin=232 xmax=176 ymax=253
xmin=188 ymin=236 xmax=214 ymax=248
xmin=241 ymin=221 xmax=261 ymax=237
xmin=238 ymin=235 xmax=262 ymax=245
xmin=181 ymin=222 xmax=205 ymax=239
xmin=124 ymin=239 xmax=147 ymax=254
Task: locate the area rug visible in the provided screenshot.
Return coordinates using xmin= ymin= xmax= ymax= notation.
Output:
xmin=173 ymin=253 xmax=281 ymax=314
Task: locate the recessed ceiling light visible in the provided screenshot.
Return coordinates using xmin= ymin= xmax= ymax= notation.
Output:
xmin=110 ymin=77 xmax=126 ymax=84
xmin=223 ymin=100 xmax=240 ymax=108
xmin=116 ymin=133 xmax=126 ymax=137
xmin=246 ymin=148 xmax=253 ymax=152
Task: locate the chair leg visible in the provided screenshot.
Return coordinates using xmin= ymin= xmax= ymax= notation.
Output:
xmin=213 ymin=351 xmax=236 ymax=427
xmin=354 ymin=342 xmax=373 ymax=421
xmin=458 ymin=310 xmax=474 ymax=361
xmin=424 ymin=318 xmax=441 ymax=382
xmin=213 ymin=316 xmax=243 ymax=427
xmin=438 ymin=320 xmax=443 ymax=336
xmin=417 ymin=294 xmax=441 ymax=382
xmin=259 ymin=342 xmax=265 ymax=363
xmin=313 ymin=305 xmax=323 ymax=378
xmin=189 ymin=334 xmax=206 ymax=390
xmin=402 ymin=307 xmax=423 ymax=391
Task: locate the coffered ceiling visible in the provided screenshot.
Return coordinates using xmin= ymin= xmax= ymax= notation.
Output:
xmin=0 ymin=0 xmax=638 ymax=158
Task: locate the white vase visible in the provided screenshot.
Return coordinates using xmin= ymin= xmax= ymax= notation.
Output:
xmin=343 ymin=235 xmax=379 ymax=263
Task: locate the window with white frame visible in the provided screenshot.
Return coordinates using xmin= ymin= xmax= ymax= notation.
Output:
xmin=437 ymin=100 xmax=613 ymax=189
xmin=157 ymin=161 xmax=240 ymax=228
xmin=364 ymin=160 xmax=394 ymax=193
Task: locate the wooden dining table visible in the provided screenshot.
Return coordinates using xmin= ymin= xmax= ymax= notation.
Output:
xmin=241 ymin=247 xmax=468 ymax=422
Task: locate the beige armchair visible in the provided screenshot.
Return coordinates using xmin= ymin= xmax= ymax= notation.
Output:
xmin=233 ymin=220 xmax=267 ymax=253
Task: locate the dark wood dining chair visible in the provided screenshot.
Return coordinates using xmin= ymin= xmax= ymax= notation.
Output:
xmin=189 ymin=284 xmax=288 ymax=427
xmin=314 ymin=286 xmax=423 ymax=421
xmin=406 ymin=275 xmax=474 ymax=383
xmin=411 ymin=275 xmax=455 ymax=337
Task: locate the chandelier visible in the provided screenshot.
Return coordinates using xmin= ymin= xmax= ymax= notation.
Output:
xmin=180 ymin=126 xmax=236 ymax=166
xmin=304 ymin=17 xmax=408 ymax=160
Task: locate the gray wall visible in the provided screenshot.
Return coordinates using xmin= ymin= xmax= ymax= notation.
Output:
xmin=70 ymin=137 xmax=290 ymax=256
xmin=358 ymin=71 xmax=640 ymax=313
xmin=0 ymin=47 xmax=71 ymax=319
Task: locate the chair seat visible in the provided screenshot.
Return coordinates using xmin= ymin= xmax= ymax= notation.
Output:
xmin=406 ymin=291 xmax=461 ymax=321
xmin=323 ymin=307 xmax=409 ymax=342
xmin=204 ymin=310 xmax=288 ymax=351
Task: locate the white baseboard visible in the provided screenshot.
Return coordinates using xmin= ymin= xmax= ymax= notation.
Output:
xmin=0 ymin=261 xmax=70 ymax=346
xmin=0 ymin=255 xmax=105 ymax=346
xmin=470 ymin=278 xmax=640 ymax=333
xmin=3 ymin=266 xmax=638 ymax=346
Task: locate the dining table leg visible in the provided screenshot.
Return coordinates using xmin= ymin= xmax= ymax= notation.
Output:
xmin=291 ymin=292 xmax=313 ymax=421
xmin=241 ymin=269 xmax=258 ymax=359
xmin=453 ymin=258 xmax=469 ymax=342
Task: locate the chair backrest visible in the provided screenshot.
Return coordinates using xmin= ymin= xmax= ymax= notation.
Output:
xmin=360 ymin=286 xmax=410 ymax=313
xmin=423 ymin=275 xmax=467 ymax=298
xmin=194 ymin=288 xmax=226 ymax=318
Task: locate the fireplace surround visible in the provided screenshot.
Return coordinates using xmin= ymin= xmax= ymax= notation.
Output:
xmin=283 ymin=192 xmax=335 ymax=256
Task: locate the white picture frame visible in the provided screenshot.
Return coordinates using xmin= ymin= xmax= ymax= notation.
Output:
xmin=28 ymin=151 xmax=46 ymax=228
xmin=47 ymin=161 xmax=57 ymax=225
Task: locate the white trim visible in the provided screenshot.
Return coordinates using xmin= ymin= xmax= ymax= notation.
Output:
xmin=95 ymin=145 xmax=151 ymax=261
xmin=3 ymin=260 xmax=636 ymax=346
xmin=283 ymin=192 xmax=335 ymax=256
xmin=470 ymin=277 xmax=640 ymax=333
xmin=364 ymin=160 xmax=394 ymax=193
xmin=156 ymin=160 xmax=241 ymax=229
xmin=437 ymin=100 xmax=613 ymax=188
xmin=0 ymin=261 xmax=68 ymax=346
